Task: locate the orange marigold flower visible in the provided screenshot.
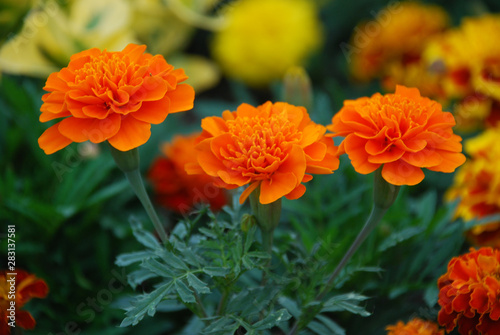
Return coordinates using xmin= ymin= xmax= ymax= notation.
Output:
xmin=438 ymin=247 xmax=500 ymax=334
xmin=328 ymin=85 xmax=466 ymax=186
xmin=349 ymin=1 xmax=448 ymax=83
xmin=148 ymin=133 xmax=228 ymax=214
xmin=186 ymin=101 xmax=340 ymax=205
xmin=0 ymin=270 xmax=49 ymax=334
xmin=38 ymin=43 xmax=195 ymax=154
xmin=446 ymin=127 xmax=500 ymax=248
xmin=386 ymin=318 xmax=444 ymax=335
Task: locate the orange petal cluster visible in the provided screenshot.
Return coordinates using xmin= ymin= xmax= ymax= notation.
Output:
xmin=148 ymin=133 xmax=228 ymax=214
xmin=0 ymin=270 xmax=49 ymax=334
xmin=187 ymin=102 xmax=339 ymax=204
xmin=446 ymin=127 xmax=500 ymax=248
xmin=438 ymin=247 xmax=500 ymax=334
xmin=386 ymin=318 xmax=444 ymax=335
xmin=38 ymin=43 xmax=195 ymax=154
xmin=328 ymin=85 xmax=466 ymax=186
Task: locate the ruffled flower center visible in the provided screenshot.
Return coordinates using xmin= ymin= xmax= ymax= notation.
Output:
xmin=224 ymin=111 xmax=301 ymax=180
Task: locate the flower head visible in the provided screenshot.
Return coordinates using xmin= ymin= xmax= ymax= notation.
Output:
xmin=328 ymin=85 xmax=466 ymax=186
xmin=211 ymin=0 xmax=322 ymax=87
xmin=438 ymin=247 xmax=500 ymax=334
xmin=38 ymin=43 xmax=195 ymax=154
xmin=446 ymin=127 xmax=500 ymax=247
xmin=349 ymin=1 xmax=448 ymax=83
xmin=148 ymin=133 xmax=228 ymax=214
xmin=1 ymin=270 xmax=49 ymax=334
xmin=187 ymin=101 xmax=339 ymax=204
xmin=386 ymin=318 xmax=444 ymax=335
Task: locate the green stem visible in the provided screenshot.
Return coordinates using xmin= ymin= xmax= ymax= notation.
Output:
xmin=216 ymin=287 xmax=231 ymax=316
xmin=124 ymin=168 xmax=168 ymax=244
xmin=260 ymin=228 xmax=274 ymax=285
xmin=194 ymin=291 xmax=208 ymax=319
xmin=287 ymin=168 xmax=400 ymax=335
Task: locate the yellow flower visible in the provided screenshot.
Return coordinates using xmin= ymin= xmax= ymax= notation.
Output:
xmin=211 ymin=0 xmax=323 ymax=87
xmin=349 ymin=1 xmax=448 ymax=83
xmin=446 ymin=127 xmax=500 ymax=248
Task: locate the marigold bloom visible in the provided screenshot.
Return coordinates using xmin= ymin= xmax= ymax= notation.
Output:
xmin=349 ymin=1 xmax=448 ymax=83
xmin=438 ymin=247 xmax=500 ymax=334
xmin=211 ymin=0 xmax=322 ymax=87
xmin=0 ymin=270 xmax=49 ymax=334
xmin=386 ymin=318 xmax=444 ymax=335
xmin=446 ymin=128 xmax=500 ymax=248
xmin=186 ymin=102 xmax=339 ymax=204
xmin=328 ymin=85 xmax=466 ymax=186
xmin=38 ymin=43 xmax=195 ymax=154
xmin=148 ymin=133 xmax=228 ymax=214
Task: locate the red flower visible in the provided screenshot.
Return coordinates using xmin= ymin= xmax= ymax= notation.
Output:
xmin=0 ymin=270 xmax=49 ymax=334
xmin=438 ymin=247 xmax=500 ymax=334
xmin=148 ymin=133 xmax=228 ymax=214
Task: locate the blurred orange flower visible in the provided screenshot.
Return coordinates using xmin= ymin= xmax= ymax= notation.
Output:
xmin=148 ymin=133 xmax=228 ymax=214
xmin=187 ymin=102 xmax=339 ymax=204
xmin=0 ymin=270 xmax=49 ymax=334
xmin=349 ymin=1 xmax=448 ymax=85
xmin=446 ymin=127 xmax=500 ymax=248
xmin=328 ymin=85 xmax=466 ymax=186
xmin=438 ymin=247 xmax=500 ymax=334
xmin=38 ymin=43 xmax=195 ymax=154
xmin=386 ymin=318 xmax=444 ymax=335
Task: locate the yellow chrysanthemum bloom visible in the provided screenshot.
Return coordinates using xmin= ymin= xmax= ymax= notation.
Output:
xmin=349 ymin=1 xmax=448 ymax=83
xmin=447 ymin=127 xmax=500 ymax=248
xmin=211 ymin=0 xmax=323 ymax=87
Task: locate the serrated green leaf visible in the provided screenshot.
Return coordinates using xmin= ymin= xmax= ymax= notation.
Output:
xmin=142 ymin=258 xmax=177 ymax=278
xmin=120 ymin=280 xmax=173 ymax=327
xmin=246 ymin=251 xmax=271 ymax=259
xmin=187 ymin=273 xmax=210 ymax=294
xmin=308 ymin=320 xmax=335 ymax=335
xmin=115 ymin=251 xmax=155 ymax=267
xmin=177 ymin=246 xmax=204 ymax=268
xmin=130 ymin=219 xmax=162 ymax=250
xmin=127 ymin=269 xmax=157 ymax=290
xmin=321 ymin=293 xmax=370 ymax=317
xmin=252 ymin=309 xmax=291 ymax=330
xmin=199 ymin=227 xmax=218 ymax=239
xmin=377 ymin=226 xmax=424 ymax=252
xmin=202 ymin=316 xmax=238 ymax=334
xmin=157 ymin=250 xmax=190 ymax=271
xmin=202 ymin=266 xmax=230 ymax=277
xmin=175 ymin=280 xmax=196 ymax=303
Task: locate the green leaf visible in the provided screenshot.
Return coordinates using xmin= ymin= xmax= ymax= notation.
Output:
xmin=127 ymin=269 xmax=157 ymax=290
xmin=202 ymin=316 xmax=238 ymax=334
xmin=186 ymin=273 xmax=210 ymax=294
xmin=142 ymin=258 xmax=177 ymax=278
xmin=321 ymin=293 xmax=370 ymax=317
xmin=252 ymin=309 xmax=292 ymax=330
xmin=175 ymin=280 xmax=196 ymax=303
xmin=120 ymin=280 xmax=174 ymax=326
xmin=157 ymin=249 xmax=190 ymax=271
xmin=308 ymin=320 xmax=336 ymax=335
xmin=199 ymin=227 xmax=218 ymax=239
xmin=315 ymin=315 xmax=345 ymax=335
xmin=278 ymin=297 xmax=301 ymax=318
xmin=115 ymin=251 xmax=155 ymax=267
xmin=202 ymin=266 xmax=231 ymax=277
xmin=130 ymin=219 xmax=162 ymax=250
xmin=377 ymin=226 xmax=424 ymax=252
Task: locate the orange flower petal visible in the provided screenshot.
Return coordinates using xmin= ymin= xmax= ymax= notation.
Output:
xmin=131 ymin=97 xmax=170 ymax=124
xmin=166 ymin=84 xmax=195 ymax=113
xmin=260 ymin=171 xmax=297 ymax=204
xmin=427 ymin=151 xmax=466 ymax=173
xmin=16 ymin=310 xmax=36 ymax=330
xmin=107 ymin=116 xmax=151 ymax=151
xmin=38 ymin=123 xmax=72 ymax=154
xmin=239 ymin=181 xmax=261 ymax=204
xmin=58 ymin=114 xmax=121 ymax=143
xmin=402 ymin=148 xmax=443 ymax=167
xmin=285 ymin=183 xmax=306 ymax=200
xmin=344 ymin=135 xmax=380 ymax=174
xmin=382 ymin=160 xmax=425 ymax=185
